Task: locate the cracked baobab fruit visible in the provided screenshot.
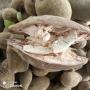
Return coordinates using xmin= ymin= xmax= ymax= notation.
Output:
xmin=19 ymin=69 xmax=32 ymax=90
xmin=11 ymin=0 xmax=24 ymax=12
xmin=2 ymin=8 xmax=18 ymax=22
xmin=35 ymin=0 xmax=72 ymax=19
xmin=72 ymin=39 xmax=87 ymax=49
xmin=28 ymin=76 xmax=50 ymax=90
xmin=60 ymin=71 xmax=82 ymax=88
xmin=8 ymin=15 xmax=90 ymax=71
xmin=24 ymin=0 xmax=36 ymax=16
xmin=69 ymin=0 xmax=90 ymax=21
xmin=0 ymin=32 xmax=11 ymax=49
xmin=7 ymin=40 xmax=88 ymax=72
xmin=32 ymin=67 xmax=49 ymax=76
xmin=78 ymin=81 xmax=90 ymax=90
xmin=0 ymin=60 xmax=15 ymax=89
xmin=7 ymin=46 xmax=29 ymax=74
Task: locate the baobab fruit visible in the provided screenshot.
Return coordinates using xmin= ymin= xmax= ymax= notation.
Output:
xmin=35 ymin=0 xmax=72 ymax=19
xmin=2 ymin=8 xmax=18 ymax=22
xmin=28 ymin=77 xmax=50 ymax=90
xmin=60 ymin=71 xmax=82 ymax=88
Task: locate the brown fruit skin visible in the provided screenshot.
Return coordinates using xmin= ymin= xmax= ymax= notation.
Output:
xmin=2 ymin=8 xmax=18 ymax=22
xmin=35 ymin=0 xmax=72 ymax=19
xmin=11 ymin=0 xmax=24 ymax=12
xmin=24 ymin=0 xmax=36 ymax=16
xmin=78 ymin=81 xmax=90 ymax=90
xmin=60 ymin=71 xmax=82 ymax=88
